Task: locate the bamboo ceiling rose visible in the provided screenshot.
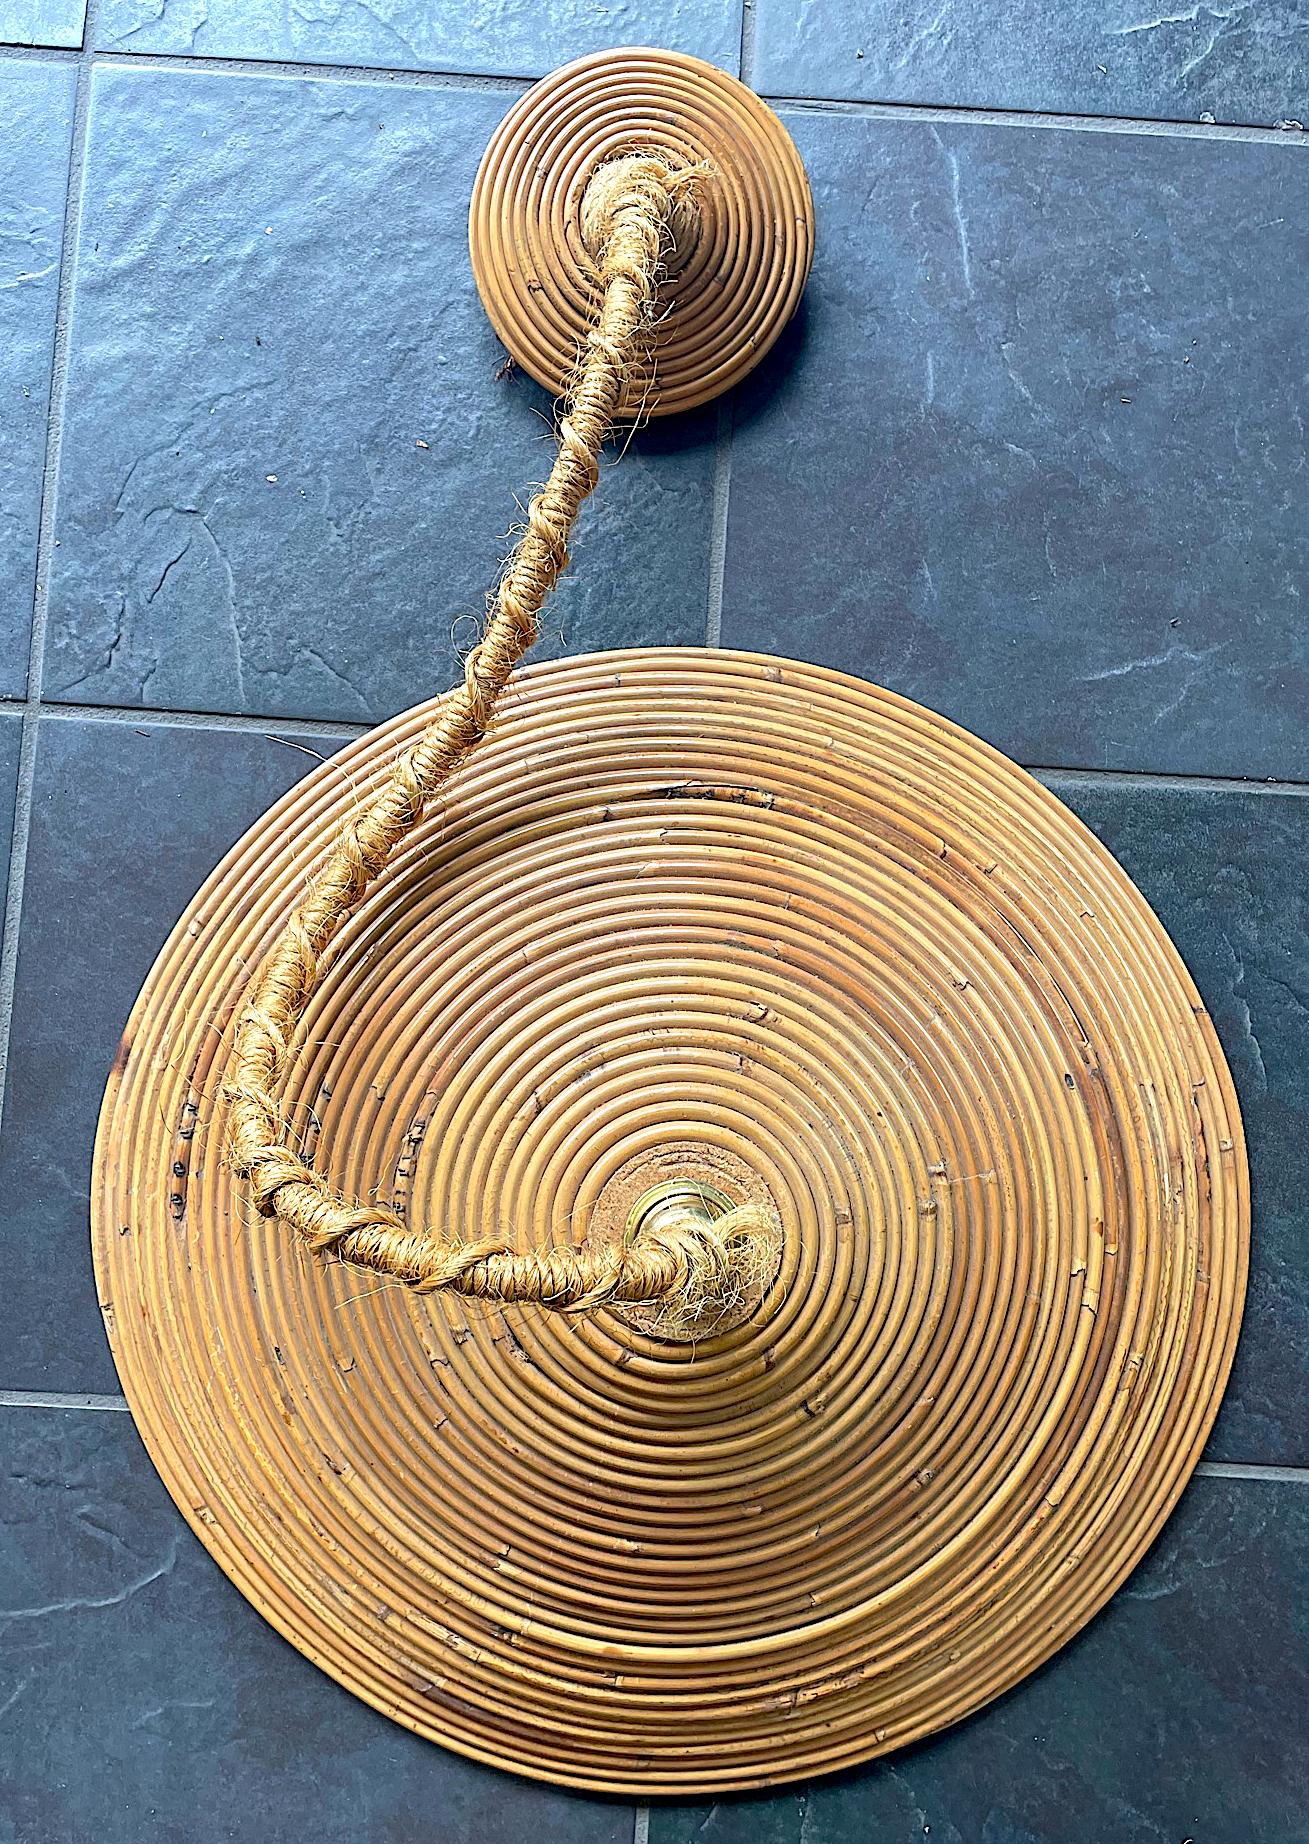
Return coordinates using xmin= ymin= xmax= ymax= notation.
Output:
xmin=468 ymin=48 xmax=814 ymax=415
xmin=93 ymin=49 xmax=1247 ymax=1798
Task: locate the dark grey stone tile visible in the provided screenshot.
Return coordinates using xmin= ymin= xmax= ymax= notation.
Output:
xmin=46 ymin=67 xmax=716 ymax=725
xmin=720 ymin=109 xmax=1309 ymax=780
xmin=754 ymin=0 xmax=1309 ymax=128
xmin=1049 ymin=777 xmax=1309 ymax=1468
xmin=0 ymin=1403 xmax=632 ymax=1844
xmin=0 ymin=0 xmax=83 ymax=48
xmin=648 ymin=1472 xmax=1309 ymax=1844
xmin=95 ymin=0 xmax=741 ymax=78
xmin=0 ymin=59 xmax=74 ymax=696
xmin=0 ymin=715 xmax=351 ymax=1393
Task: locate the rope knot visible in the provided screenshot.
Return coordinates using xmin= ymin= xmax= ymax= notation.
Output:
xmin=637 ymin=1204 xmax=782 ymax=1338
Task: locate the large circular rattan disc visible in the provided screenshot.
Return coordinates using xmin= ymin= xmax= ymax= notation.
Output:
xmin=468 ymin=50 xmax=814 ymax=416
xmin=93 ymin=649 xmax=1247 ymax=1795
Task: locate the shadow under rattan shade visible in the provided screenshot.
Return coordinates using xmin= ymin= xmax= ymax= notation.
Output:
xmin=92 ymin=648 xmax=1247 ymax=1794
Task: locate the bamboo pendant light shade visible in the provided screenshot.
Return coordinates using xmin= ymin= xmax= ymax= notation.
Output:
xmin=91 ymin=47 xmax=1247 ymax=1802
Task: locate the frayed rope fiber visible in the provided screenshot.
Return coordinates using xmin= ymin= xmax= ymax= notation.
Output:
xmin=224 ymin=154 xmax=777 ymax=1322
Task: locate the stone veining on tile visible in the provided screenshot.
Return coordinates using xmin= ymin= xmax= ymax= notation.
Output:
xmin=94 ymin=0 xmax=742 ymax=80
xmin=0 ymin=1404 xmax=633 ymax=1843
xmin=721 ymin=108 xmax=1309 ymax=779
xmin=754 ymin=0 xmax=1309 ymax=128
xmin=0 ymin=0 xmax=85 ymax=48
xmin=0 ymin=59 xmax=76 ymax=698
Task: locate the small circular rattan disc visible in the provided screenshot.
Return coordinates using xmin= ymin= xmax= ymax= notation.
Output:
xmin=468 ymin=50 xmax=815 ymax=416
xmin=92 ymin=649 xmax=1247 ymax=1795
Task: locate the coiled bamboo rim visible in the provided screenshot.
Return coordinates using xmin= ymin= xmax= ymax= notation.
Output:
xmin=91 ymin=647 xmax=1248 ymax=1794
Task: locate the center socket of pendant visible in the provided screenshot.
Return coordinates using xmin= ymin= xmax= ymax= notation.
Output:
xmin=624 ymin=1178 xmax=735 ymax=1245
xmin=588 ymin=1145 xmax=784 ymax=1344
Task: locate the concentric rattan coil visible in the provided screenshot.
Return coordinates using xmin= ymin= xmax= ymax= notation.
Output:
xmin=92 ymin=648 xmax=1247 ymax=1795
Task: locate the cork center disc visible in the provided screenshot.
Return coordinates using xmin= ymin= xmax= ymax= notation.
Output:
xmin=92 ymin=648 xmax=1248 ymax=1795
xmin=468 ymin=50 xmax=815 ymax=417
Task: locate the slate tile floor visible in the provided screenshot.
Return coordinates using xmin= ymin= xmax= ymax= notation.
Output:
xmin=45 ymin=67 xmax=717 ymax=722
xmin=0 ymin=1 xmax=1306 ymax=1839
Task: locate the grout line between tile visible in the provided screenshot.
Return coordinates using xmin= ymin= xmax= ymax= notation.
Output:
xmin=1033 ymin=764 xmax=1309 ymax=797
xmin=10 ymin=37 xmax=1306 ymax=147
xmin=0 ymin=42 xmax=81 ymax=62
xmin=11 ymin=698 xmax=1309 ymax=798
xmin=704 ymin=399 xmax=735 ymax=648
xmin=0 ymin=3 xmax=98 ymax=1126
xmin=28 ymin=698 xmax=373 ymax=738
xmin=0 ymin=1389 xmax=130 ymax=1411
xmin=768 ymin=91 xmax=1309 ymax=147
xmin=738 ymin=0 xmax=757 ymax=88
xmin=93 ymin=47 xmax=532 ymax=91
xmin=633 ymin=1805 xmax=650 ymax=1844
xmin=1196 ymin=1460 xmax=1309 ymax=1484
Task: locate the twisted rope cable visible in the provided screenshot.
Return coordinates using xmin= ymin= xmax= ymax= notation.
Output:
xmin=224 ymin=155 xmax=773 ymax=1316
